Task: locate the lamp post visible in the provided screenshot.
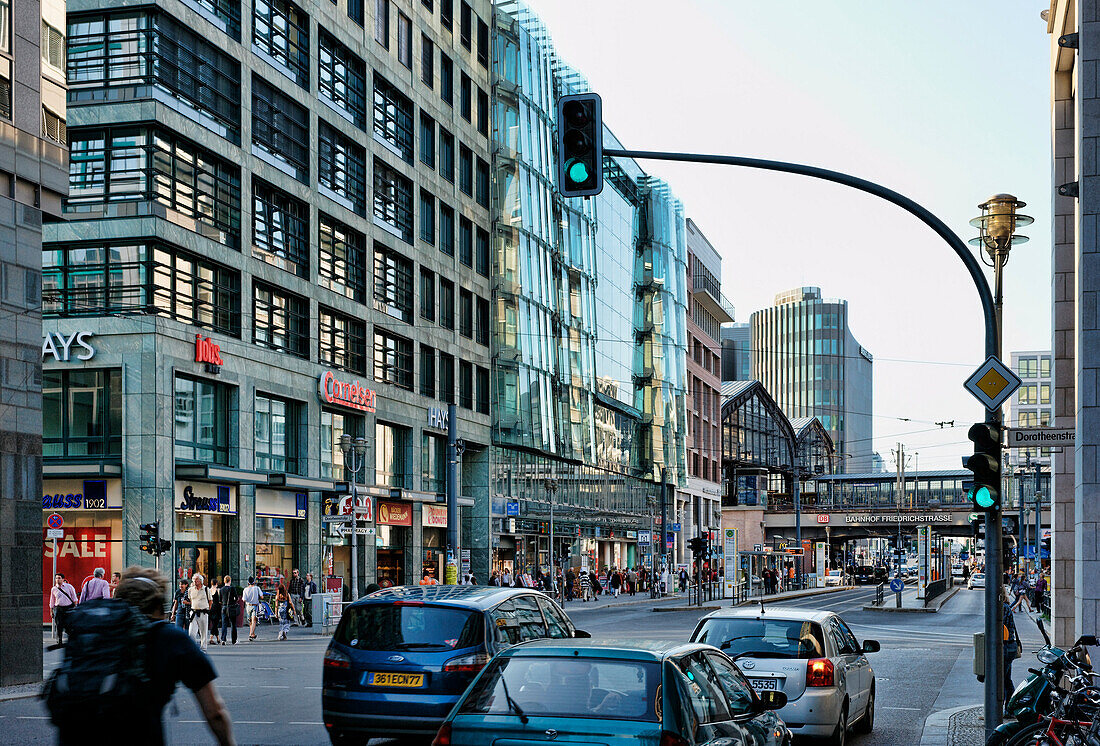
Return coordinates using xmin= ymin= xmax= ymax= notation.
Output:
xmin=969 ymin=194 xmax=1032 ymax=733
xmin=340 ymin=434 xmax=369 ymax=602
xmin=544 ymin=477 xmax=559 ymax=603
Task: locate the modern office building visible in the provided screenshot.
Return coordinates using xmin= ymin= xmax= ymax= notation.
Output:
xmin=750 ymin=287 xmax=873 ymax=472
xmin=0 ymin=0 xmax=68 ymax=686
xmin=721 ymin=322 xmax=751 ymax=383
xmin=1005 ymin=350 xmax=1053 ymax=515
xmin=485 ymin=0 xmax=687 ymax=579
xmin=42 ymin=0 xmax=494 ymax=605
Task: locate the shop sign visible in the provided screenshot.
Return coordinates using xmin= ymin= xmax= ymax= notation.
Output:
xmin=378 ymin=501 xmax=412 ymax=526
xmin=816 ymin=514 xmax=830 ymax=524
xmin=319 ymin=370 xmax=377 ymax=413
xmin=176 ymin=483 xmax=236 ymax=514
xmin=194 ymin=334 xmax=224 ymax=374
xmin=42 ymin=479 xmax=113 ymax=510
xmin=427 ymin=407 xmax=449 ymax=430
xmin=626 ymin=530 xmax=637 ymax=539
xmin=422 ymin=504 xmax=448 ymax=528
xmin=42 ymin=331 xmax=96 ymax=362
xmin=337 ymin=494 xmax=373 ymax=519
xmin=256 ymin=489 xmax=308 ymax=519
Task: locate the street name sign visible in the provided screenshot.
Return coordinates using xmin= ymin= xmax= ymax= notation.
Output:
xmin=1005 ymin=427 xmax=1075 ymax=449
xmin=963 ymin=356 xmax=1022 ymax=410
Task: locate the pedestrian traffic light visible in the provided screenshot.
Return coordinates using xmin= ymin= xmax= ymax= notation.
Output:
xmin=555 ymin=93 xmax=603 ymax=197
xmin=157 ymin=538 xmax=172 ymax=556
xmin=688 ymin=537 xmax=708 ymax=555
xmin=965 ymin=422 xmax=1001 ymax=511
xmin=139 ymin=521 xmax=159 ymax=555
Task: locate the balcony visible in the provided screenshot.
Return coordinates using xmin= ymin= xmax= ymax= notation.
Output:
xmin=692 ymin=274 xmax=735 ymax=322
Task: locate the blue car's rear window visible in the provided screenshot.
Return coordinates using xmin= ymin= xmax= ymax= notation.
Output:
xmin=334 ymin=604 xmax=484 ymax=651
xmin=460 ymin=656 xmax=660 ymax=722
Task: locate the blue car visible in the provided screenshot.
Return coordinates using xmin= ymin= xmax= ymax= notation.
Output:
xmin=322 ymin=585 xmax=587 ymax=745
xmin=432 ymin=639 xmax=791 ymax=746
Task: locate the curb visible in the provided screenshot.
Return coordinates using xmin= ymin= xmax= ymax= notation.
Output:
xmin=861 ymin=586 xmax=961 ymax=613
xmin=0 ymin=683 xmax=43 ymax=703
xmin=653 ymin=605 xmax=721 ymax=613
xmin=733 ymin=585 xmax=855 ymax=607
xmin=562 ymin=593 xmax=691 ymax=611
xmin=919 ymin=703 xmax=981 ymax=746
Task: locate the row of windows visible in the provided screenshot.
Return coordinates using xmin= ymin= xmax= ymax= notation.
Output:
xmin=377 ymin=0 xmax=488 ymax=72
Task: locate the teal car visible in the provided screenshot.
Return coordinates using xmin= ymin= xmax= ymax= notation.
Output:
xmin=431 ymin=639 xmax=791 ymax=745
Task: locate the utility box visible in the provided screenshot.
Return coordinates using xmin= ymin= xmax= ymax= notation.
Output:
xmin=974 ymin=632 xmax=986 ymax=682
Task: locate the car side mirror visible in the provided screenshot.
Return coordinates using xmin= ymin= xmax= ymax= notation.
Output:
xmin=573 ymin=629 xmax=591 ymax=639
xmin=862 ymin=640 xmax=880 ymax=654
xmin=756 ymin=690 xmax=787 ymax=711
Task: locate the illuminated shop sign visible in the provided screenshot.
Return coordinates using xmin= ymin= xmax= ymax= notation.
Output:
xmin=195 ymin=335 xmax=223 ymax=373
xmin=319 ymin=371 xmax=377 ymax=413
xmin=42 ymin=331 xmax=95 ymax=362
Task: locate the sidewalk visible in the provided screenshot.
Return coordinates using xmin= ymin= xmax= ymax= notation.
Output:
xmin=862 ymin=584 xmax=961 ymax=613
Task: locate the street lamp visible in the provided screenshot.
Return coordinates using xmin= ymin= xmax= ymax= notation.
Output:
xmin=340 ymin=434 xmax=368 ymax=601
xmin=543 ymin=477 xmax=560 ymax=603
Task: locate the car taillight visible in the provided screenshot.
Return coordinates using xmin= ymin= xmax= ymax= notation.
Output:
xmin=659 ymin=731 xmax=690 ymax=746
xmin=323 ymin=646 xmax=351 ymax=670
xmin=443 ymin=651 xmax=489 ymax=673
xmin=431 ymin=722 xmax=452 ymax=746
xmin=806 ymin=657 xmax=834 ymax=687
xmin=394 ymin=600 xmax=425 ymax=606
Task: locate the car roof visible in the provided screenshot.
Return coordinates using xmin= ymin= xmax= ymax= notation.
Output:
xmin=698 ymin=606 xmax=836 ymax=624
xmin=347 ymin=585 xmax=545 ymax=611
xmin=498 ymin=639 xmax=704 ymax=662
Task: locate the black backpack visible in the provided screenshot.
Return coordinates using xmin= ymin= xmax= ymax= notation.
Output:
xmin=43 ymin=598 xmax=156 ymax=724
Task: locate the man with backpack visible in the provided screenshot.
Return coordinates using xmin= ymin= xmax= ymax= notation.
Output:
xmin=45 ymin=565 xmax=234 ymax=746
xmin=218 ymin=575 xmax=239 ymax=645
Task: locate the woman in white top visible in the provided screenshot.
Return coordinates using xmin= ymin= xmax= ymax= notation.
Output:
xmin=188 ymin=573 xmax=213 ymax=650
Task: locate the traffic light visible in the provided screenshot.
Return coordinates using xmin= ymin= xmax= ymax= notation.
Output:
xmin=157 ymin=538 xmax=172 ymax=556
xmin=139 ymin=521 xmax=159 ymax=555
xmin=688 ymin=536 xmax=708 ymax=555
xmin=556 ymin=93 xmax=603 ymax=197
xmin=965 ymin=422 xmax=1001 ymax=511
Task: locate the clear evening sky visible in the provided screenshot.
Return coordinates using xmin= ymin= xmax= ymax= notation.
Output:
xmin=525 ymin=0 xmax=1052 ymax=470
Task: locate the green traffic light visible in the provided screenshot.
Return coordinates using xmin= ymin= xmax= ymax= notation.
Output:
xmin=970 ymin=486 xmax=995 ymax=509
xmin=567 ymin=160 xmax=590 ymax=184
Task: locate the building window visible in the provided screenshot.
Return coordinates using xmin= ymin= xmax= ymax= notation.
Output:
xmin=41 ymin=106 xmax=66 ymax=145
xmin=319 ymin=30 xmax=366 ymax=129
xmin=459 ymin=360 xmax=473 ymax=409
xmin=475 ymin=227 xmax=489 ymax=277
xmin=459 ymin=288 xmax=473 ymax=338
xmin=41 ymin=15 xmax=64 ymax=68
xmin=253 ymin=282 xmax=308 ymax=358
xmin=439 ymin=128 xmax=454 ymax=181
xmin=320 ymin=307 xmax=367 ymax=373
xmin=172 ymin=375 xmax=231 ymax=464
xmin=419 ymin=267 xmax=435 ymax=322
xmin=373 ymin=159 xmax=414 ymax=243
xmin=318 ymin=212 xmax=366 ymax=303
xmin=422 ymin=432 xmax=446 ymax=493
xmin=182 ymin=0 xmax=241 ymax=39
xmin=66 ymin=127 xmax=241 ymax=248
xmin=43 ymin=241 xmax=241 ymax=335
xmin=253 ymin=178 xmax=309 ymax=278
xmin=0 ymin=58 xmax=9 ymax=120
xmin=477 ymin=87 xmax=488 ymax=136
xmin=439 ymin=352 xmax=454 ymax=404
xmin=459 ymin=145 xmax=473 ymax=195
xmin=373 ymin=75 xmax=413 ymax=162
xmin=374 ymin=330 xmax=413 ymax=390
xmin=255 ymin=393 xmax=300 ymax=474
xmin=476 ymin=18 xmax=488 ymax=67
xmin=419 ymin=190 xmax=435 ymax=244
xmin=318 ymin=121 xmax=366 ymax=215
xmin=253 ymin=0 xmax=309 ymax=87
xmin=321 ymin=409 xmax=364 ymax=480
xmin=43 ymin=369 xmax=123 ymax=458
xmin=460 ymin=72 xmax=471 ymax=121
xmin=459 ymin=2 xmax=471 ymax=48
xmin=373 ymin=242 xmax=413 ymax=322
xmin=476 ymin=158 xmax=489 ymax=207
xmin=67 ymin=11 xmax=241 ymax=141
xmin=419 ymin=345 xmax=435 ymax=397
xmin=440 ymin=0 xmax=452 ymax=31
xmin=458 ymin=216 xmax=473 ymax=267
xmin=476 ymin=365 xmax=489 ymax=413
xmin=476 ymin=295 xmax=489 ymax=346
xmin=439 ymin=203 xmax=454 ymax=256
xmin=397 ymin=11 xmax=411 ymax=67
xmin=439 ymin=278 xmax=454 ymax=329
xmin=1040 ymin=383 xmax=1051 ymax=405
xmin=420 ymin=33 xmax=433 ymax=87
xmin=347 ymin=0 xmax=363 ymax=25
xmin=440 ymin=52 xmax=452 ymax=105
xmin=419 ymin=112 xmax=435 ymax=168
xmin=375 ymin=421 xmax=409 ymax=487
xmin=374 ymin=0 xmax=389 ymax=47
xmin=1019 ymin=356 xmax=1038 ymax=377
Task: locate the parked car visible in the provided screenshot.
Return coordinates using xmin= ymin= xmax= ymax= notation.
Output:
xmin=969 ymin=572 xmax=986 ymax=590
xmin=824 ymin=569 xmax=846 ymax=587
xmin=690 ymin=607 xmax=878 ymax=744
xmin=951 ymin=564 xmax=965 ymax=578
xmin=852 ymin=566 xmax=877 ymax=584
xmin=322 ymin=585 xmax=589 ymax=745
xmin=431 ymin=639 xmax=791 ymax=746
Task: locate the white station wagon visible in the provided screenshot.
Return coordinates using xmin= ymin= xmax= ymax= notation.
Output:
xmin=690 ymin=607 xmax=878 ymax=745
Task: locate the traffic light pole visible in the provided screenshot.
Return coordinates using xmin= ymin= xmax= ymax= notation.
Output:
xmin=601 ymin=146 xmax=1003 ymax=734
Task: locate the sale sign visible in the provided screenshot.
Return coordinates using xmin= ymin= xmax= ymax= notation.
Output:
xmin=42 ymin=527 xmax=112 ymax=623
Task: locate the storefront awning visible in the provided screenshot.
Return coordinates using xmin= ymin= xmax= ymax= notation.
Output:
xmin=43 ymin=461 xmax=122 ymax=478
xmin=268 ymin=473 xmax=337 ymax=491
xmin=175 ymin=463 xmax=270 ymax=484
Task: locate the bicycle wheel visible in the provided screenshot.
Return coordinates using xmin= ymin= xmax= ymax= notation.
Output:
xmin=997 ymin=720 xmax=1048 ymax=746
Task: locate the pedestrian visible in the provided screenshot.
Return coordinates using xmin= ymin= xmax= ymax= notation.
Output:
xmin=49 ymin=572 xmax=78 ymax=644
xmin=45 ymin=565 xmax=235 ymax=745
xmin=274 ymin=583 xmax=294 ymax=641
xmin=1033 ymin=573 xmax=1048 ymax=611
xmin=207 ymin=578 xmax=222 ymax=648
xmin=660 ymin=566 xmax=670 ymax=596
xmin=171 ymin=578 xmax=191 ymax=629
xmin=1010 ymin=572 xmax=1032 ymax=613
xmin=302 ymin=572 xmax=317 ymax=627
xmin=188 ymin=573 xmax=213 ymax=651
xmin=110 ymin=571 xmax=121 ymax=597
xmin=576 ymin=569 xmax=589 ymax=601
xmin=488 ymin=571 xmax=500 ymax=586
xmin=501 ymin=568 xmax=513 ymax=587
xmin=609 ymin=568 xmax=622 ymax=597
xmin=565 ymin=568 xmax=576 ymax=602
xmin=365 ymin=582 xmax=381 ymax=595
xmin=678 ymin=567 xmax=688 ymax=593
xmin=1002 ymin=586 xmax=1022 ymax=704
xmin=288 ymin=569 xmax=305 ymax=626
xmin=627 ymin=567 xmax=637 ymax=596
xmin=242 ymin=576 xmax=261 ymax=642
xmin=79 ymin=567 xmax=111 ymax=603
xmin=218 ymin=575 xmax=239 ymax=645
xmin=419 ymin=571 xmax=439 ymax=585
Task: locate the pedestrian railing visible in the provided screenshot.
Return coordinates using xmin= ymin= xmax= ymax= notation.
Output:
xmin=872 ymin=582 xmax=885 ymax=606
xmin=924 ymin=578 xmax=947 ymax=606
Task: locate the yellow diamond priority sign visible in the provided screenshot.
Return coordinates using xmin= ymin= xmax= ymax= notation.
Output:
xmin=964 ymin=355 xmax=1022 ymax=410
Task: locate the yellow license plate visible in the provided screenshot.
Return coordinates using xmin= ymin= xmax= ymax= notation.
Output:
xmin=368 ymin=672 xmax=424 ymax=687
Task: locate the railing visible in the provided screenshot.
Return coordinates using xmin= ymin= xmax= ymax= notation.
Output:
xmin=924 ymin=578 xmax=947 ymax=606
xmin=872 ymin=582 xmax=885 ymax=607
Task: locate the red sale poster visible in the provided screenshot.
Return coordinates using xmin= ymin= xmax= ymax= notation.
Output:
xmin=42 ymin=527 xmax=112 ymax=623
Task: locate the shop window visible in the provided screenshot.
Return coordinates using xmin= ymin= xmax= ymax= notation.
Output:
xmin=253 ymin=0 xmax=309 ymax=87
xmin=255 ymin=393 xmax=301 ymax=474
xmin=374 ymin=329 xmax=413 ymax=390
xmin=373 ymin=74 xmax=413 ymax=163
xmin=253 ymin=178 xmax=309 ymax=277
xmin=321 ymin=408 xmax=364 ymax=480
xmin=422 ymin=431 xmax=446 ymax=493
xmin=318 ymin=212 xmax=366 ymax=303
xmin=43 ymin=369 xmax=122 ymax=458
xmin=319 ymin=30 xmax=366 ymax=130
xmin=319 ymin=307 xmax=367 ymax=374
xmin=255 ymin=517 xmax=299 ymax=591
xmin=373 ymin=158 xmax=413 ymax=243
xmin=375 ymin=421 xmax=410 ymax=487
xmin=173 ymin=374 xmax=232 ymax=465
xmin=373 ymin=242 xmax=413 ymax=322
xmin=253 ymin=282 xmax=309 ymax=358
xmin=318 ymin=120 xmax=366 ymax=215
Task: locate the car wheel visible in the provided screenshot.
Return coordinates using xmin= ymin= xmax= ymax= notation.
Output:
xmin=855 ymin=686 xmax=874 ymax=734
xmin=328 ymin=731 xmax=368 ymax=746
xmin=828 ymin=704 xmax=848 ymax=746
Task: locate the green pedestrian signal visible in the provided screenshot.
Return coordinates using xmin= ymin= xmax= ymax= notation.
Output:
xmin=970 ymin=485 xmax=996 ymax=509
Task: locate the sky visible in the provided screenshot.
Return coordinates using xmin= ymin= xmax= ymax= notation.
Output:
xmin=523 ymin=0 xmax=1054 ymax=471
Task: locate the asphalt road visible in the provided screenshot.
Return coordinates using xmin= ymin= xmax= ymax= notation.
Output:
xmin=0 ymin=584 xmax=1039 ymax=745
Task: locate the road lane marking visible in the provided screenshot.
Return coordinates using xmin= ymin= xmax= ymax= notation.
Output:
xmin=258 ymin=685 xmax=290 ymax=689
xmin=881 ymin=706 xmax=921 ymax=710
xmin=289 ymin=721 xmax=324 ymax=725
xmin=236 ymin=721 xmax=276 ymax=724
xmin=15 ymin=716 xmax=49 ymax=719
